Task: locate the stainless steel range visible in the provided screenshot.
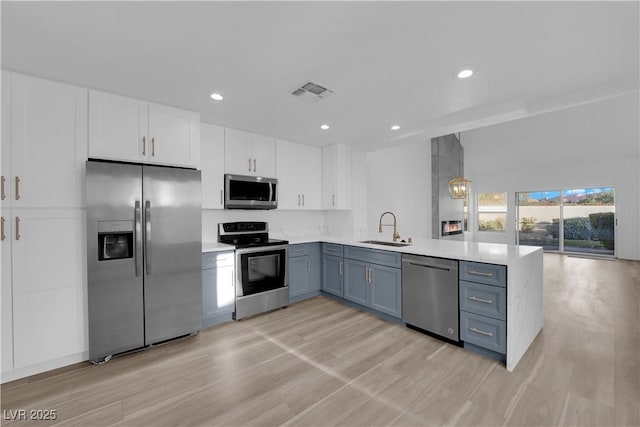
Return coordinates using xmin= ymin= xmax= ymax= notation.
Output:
xmin=218 ymin=222 xmax=289 ymax=320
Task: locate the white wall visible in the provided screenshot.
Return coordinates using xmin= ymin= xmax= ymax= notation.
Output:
xmin=365 ymin=140 xmax=431 ymax=242
xmin=463 ymin=92 xmax=640 ymax=260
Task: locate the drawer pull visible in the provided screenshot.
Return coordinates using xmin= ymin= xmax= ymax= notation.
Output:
xmin=469 ymin=296 xmax=493 ymax=304
xmin=293 ymin=248 xmax=305 ymax=253
xmin=326 ymin=247 xmax=337 ymax=253
xmin=470 ymin=327 xmax=493 ymax=337
xmin=468 ymin=269 xmax=494 ymax=277
xmin=1 ymin=176 xmax=5 ymax=200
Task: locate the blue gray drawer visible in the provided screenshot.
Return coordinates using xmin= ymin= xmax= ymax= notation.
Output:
xmin=460 ymin=311 xmax=506 ymax=354
xmin=289 ymin=244 xmax=309 ymax=258
xmin=460 ymin=280 xmax=506 ymax=321
xmin=322 ymin=243 xmax=343 ymax=257
xmin=460 ymin=261 xmax=506 ymax=287
xmin=344 ymin=245 xmax=402 ymax=268
xmin=202 ymin=251 xmax=234 ymax=270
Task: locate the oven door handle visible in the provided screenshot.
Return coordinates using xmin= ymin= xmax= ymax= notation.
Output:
xmin=235 ymin=244 xmax=289 ymax=255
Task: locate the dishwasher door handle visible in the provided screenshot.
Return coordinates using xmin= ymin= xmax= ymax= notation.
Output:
xmin=406 ymin=262 xmax=452 ymax=272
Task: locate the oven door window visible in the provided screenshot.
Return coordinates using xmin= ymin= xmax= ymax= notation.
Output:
xmin=239 ymin=249 xmax=286 ymax=296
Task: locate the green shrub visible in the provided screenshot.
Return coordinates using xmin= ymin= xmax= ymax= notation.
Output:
xmin=520 ymin=217 xmax=536 ymax=233
xmin=589 ymin=212 xmax=615 ymax=250
xmin=563 ymin=217 xmax=593 ymax=240
xmin=479 ymin=219 xmax=505 ymax=232
xmin=544 ymin=220 xmax=559 ymax=238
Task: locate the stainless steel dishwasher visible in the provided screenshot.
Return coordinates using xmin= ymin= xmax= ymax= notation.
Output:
xmin=402 ymin=254 xmax=460 ymax=343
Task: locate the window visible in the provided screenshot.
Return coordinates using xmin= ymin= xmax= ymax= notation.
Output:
xmin=477 ymin=192 xmax=507 ymax=232
xmin=517 ymin=187 xmax=615 ymax=256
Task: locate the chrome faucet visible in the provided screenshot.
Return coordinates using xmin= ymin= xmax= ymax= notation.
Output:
xmin=378 ymin=211 xmax=400 ymax=242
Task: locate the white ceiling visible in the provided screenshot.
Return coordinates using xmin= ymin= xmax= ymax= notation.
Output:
xmin=2 ymin=1 xmax=638 ymax=151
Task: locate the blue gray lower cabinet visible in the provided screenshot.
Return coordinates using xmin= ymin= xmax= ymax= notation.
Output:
xmin=321 ymin=244 xmax=344 ymax=297
xmin=288 ymin=243 xmax=322 ymax=303
xmin=202 ymin=251 xmax=235 ymax=328
xmin=342 ymin=246 xmax=402 ymax=319
xmin=459 ymin=260 xmax=507 ymax=359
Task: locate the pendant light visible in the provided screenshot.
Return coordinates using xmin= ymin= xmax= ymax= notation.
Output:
xmin=448 ymin=133 xmax=471 ymax=199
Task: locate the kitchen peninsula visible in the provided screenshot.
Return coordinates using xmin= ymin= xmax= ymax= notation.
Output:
xmin=276 ymin=236 xmax=544 ymax=372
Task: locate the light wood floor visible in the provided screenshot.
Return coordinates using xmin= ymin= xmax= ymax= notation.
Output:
xmin=1 ymin=254 xmax=638 ymax=426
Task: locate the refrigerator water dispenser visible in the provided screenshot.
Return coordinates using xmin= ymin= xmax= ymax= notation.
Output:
xmin=98 ymin=220 xmax=134 ymax=261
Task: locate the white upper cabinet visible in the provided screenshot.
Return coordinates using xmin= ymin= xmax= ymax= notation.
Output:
xmin=224 ymin=128 xmax=275 ymax=177
xmin=89 ymin=90 xmax=200 ymax=168
xmin=276 ymin=139 xmax=321 ymax=210
xmin=299 ymin=144 xmax=322 ymax=209
xmin=322 ymin=144 xmax=352 ymax=210
xmin=148 ymin=103 xmax=200 ymax=168
xmin=201 ymin=123 xmax=225 ymax=209
xmin=9 ymin=73 xmax=88 ymax=208
xmin=88 ymin=91 xmax=148 ymax=162
xmin=2 ymin=70 xmax=12 ymax=208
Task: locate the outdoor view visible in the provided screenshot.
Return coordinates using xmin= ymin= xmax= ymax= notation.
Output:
xmin=517 ymin=187 xmax=615 ymax=256
xmin=478 ymin=192 xmax=508 ymax=232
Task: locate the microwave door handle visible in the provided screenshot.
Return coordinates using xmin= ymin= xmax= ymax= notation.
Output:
xmin=134 ymin=201 xmax=142 ymax=277
xmin=144 ymin=200 xmax=151 ymax=275
xmin=269 ymin=182 xmax=274 ymax=202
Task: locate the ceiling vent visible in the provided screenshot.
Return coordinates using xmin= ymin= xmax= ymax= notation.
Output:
xmin=291 ymin=81 xmax=334 ymax=102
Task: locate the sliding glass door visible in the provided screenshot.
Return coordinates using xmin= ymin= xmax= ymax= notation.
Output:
xmin=517 ymin=187 xmax=615 ymax=256
xmin=516 ymin=191 xmax=561 ymax=251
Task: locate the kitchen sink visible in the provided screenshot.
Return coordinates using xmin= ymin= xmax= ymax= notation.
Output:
xmin=359 ymin=240 xmax=410 ymax=247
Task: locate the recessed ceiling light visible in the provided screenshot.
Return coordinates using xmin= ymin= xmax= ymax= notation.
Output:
xmin=390 ymin=125 xmax=401 ymax=131
xmin=210 ymin=92 xmax=224 ymax=101
xmin=457 ymin=69 xmax=474 ymax=79
xmin=320 ymin=124 xmax=330 ymax=130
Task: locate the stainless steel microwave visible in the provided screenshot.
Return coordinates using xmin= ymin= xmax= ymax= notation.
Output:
xmin=224 ymin=174 xmax=278 ymax=210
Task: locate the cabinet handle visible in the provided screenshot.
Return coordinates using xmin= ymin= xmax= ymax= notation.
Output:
xmin=332 ymin=194 xmax=335 ymax=206
xmin=15 ymin=176 xmax=20 ymax=200
xmin=297 ymin=194 xmax=301 ymax=206
xmin=220 ymin=189 xmax=223 ymax=206
xmin=1 ymin=176 xmax=5 ymax=200
xmin=468 ymin=270 xmax=493 ymax=278
xmin=142 ymin=136 xmax=146 ymax=155
xmin=248 ymin=158 xmax=252 ymax=172
xmin=293 ymin=248 xmax=305 ymax=253
xmin=302 ymin=194 xmax=305 ymax=206
xmin=306 ymin=259 xmax=310 ymax=272
xmin=15 ymin=216 xmax=20 ymax=240
xmin=339 ymin=261 xmax=343 ymax=275
xmin=151 ymin=137 xmax=155 ymax=156
xmin=326 ymin=247 xmax=337 ymax=253
xmin=469 ymin=296 xmax=493 ymax=304
xmin=253 ymin=159 xmax=256 ymax=172
xmin=1 ymin=216 xmax=5 ymax=241
xmin=469 ymin=327 xmax=493 ymax=337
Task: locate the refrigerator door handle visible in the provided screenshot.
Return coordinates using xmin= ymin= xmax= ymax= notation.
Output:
xmin=144 ymin=200 xmax=151 ymax=275
xmin=134 ymin=201 xmax=142 ymax=277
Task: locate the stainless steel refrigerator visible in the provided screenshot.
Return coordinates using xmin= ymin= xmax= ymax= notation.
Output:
xmin=86 ymin=160 xmax=202 ymax=363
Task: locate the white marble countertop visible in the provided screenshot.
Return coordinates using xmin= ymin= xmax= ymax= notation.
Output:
xmin=203 ymin=234 xmax=542 ymax=265
xmin=202 ymin=241 xmax=235 ymax=253
xmin=282 ymin=234 xmax=542 ymax=266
